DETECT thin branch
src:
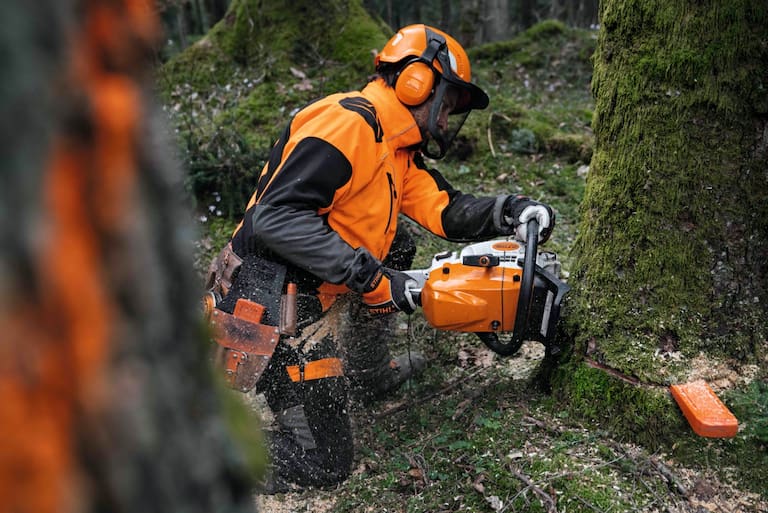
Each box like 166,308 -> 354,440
574,495 -> 607,513
509,467 -> 558,513
649,457 -> 689,498
606,442 -> 689,499
374,367 -> 488,419
487,111 -> 512,158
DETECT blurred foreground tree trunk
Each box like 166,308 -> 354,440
0,1 -> 262,512
554,0 -> 768,441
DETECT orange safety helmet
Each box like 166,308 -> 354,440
375,24 -> 489,158
375,24 -> 489,113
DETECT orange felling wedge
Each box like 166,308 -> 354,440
669,380 -> 738,438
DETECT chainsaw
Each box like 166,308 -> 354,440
405,219 -> 570,356
207,220 -> 569,391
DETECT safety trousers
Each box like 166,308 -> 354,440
255,314 -> 353,492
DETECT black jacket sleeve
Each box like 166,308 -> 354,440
244,135 -> 380,288
402,155 -> 514,242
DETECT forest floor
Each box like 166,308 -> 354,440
252,334 -> 767,512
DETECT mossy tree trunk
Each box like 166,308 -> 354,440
0,2 -> 261,512
554,0 -> 768,442
165,0 -> 389,92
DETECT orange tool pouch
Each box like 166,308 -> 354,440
208,298 -> 280,392
286,358 -> 344,383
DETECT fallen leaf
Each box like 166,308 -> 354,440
293,79 -> 313,91
486,495 -> 503,511
407,468 -> 423,480
473,474 -> 485,494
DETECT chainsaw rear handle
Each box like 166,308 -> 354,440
476,218 -> 538,356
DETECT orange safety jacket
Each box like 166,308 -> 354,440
231,78 -> 513,308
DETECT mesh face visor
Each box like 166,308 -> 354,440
421,37 -> 473,159
423,79 -> 470,159
384,26 -> 489,159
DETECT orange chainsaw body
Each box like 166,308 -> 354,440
413,239 -> 546,337
421,262 -> 522,333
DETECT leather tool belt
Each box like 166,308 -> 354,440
206,255 -> 294,392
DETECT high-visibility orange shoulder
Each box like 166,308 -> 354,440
229,79 -> 507,303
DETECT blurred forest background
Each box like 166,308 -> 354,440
156,0 -> 598,57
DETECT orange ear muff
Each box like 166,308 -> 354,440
395,61 -> 435,106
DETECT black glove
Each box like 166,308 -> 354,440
503,195 -> 555,244
361,266 -> 418,315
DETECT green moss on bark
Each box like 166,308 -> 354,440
552,363 -> 686,446
551,2 -> 768,487
565,0 -> 768,383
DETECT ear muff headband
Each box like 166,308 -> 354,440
393,30 -> 447,106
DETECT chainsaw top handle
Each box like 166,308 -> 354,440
477,218 -> 538,356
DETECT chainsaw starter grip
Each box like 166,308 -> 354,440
462,254 -> 500,267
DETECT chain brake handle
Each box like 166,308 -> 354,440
475,218 -> 538,356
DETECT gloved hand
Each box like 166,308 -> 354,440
361,266 -> 418,315
503,195 -> 555,244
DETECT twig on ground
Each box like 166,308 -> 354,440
374,367 -> 488,419
649,457 -> 689,498
574,495 -> 607,513
509,467 -> 558,513
606,442 -> 689,499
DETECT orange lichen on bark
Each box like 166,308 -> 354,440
0,2 -> 158,512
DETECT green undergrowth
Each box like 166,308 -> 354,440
326,330 -> 768,511
336,352 -> 670,512
325,329 -> 768,509
552,363 -> 687,447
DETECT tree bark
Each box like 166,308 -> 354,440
440,0 -> 453,34
555,0 -> 768,437
578,0 -> 598,28
205,0 -> 230,25
480,0 -> 510,42
458,0 -> 481,47
520,0 -> 536,30
0,2 -> 262,512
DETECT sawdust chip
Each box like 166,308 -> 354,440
686,353 -> 760,391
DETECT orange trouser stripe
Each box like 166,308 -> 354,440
286,358 -> 344,382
